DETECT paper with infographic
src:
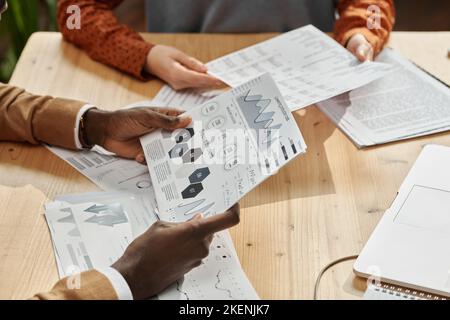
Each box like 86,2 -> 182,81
140,74 -> 306,221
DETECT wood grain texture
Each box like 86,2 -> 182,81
1,31 -> 449,299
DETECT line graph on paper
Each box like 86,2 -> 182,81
214,270 -> 238,299
237,90 -> 282,132
157,232 -> 259,300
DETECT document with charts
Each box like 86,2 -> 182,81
47,145 -> 155,196
44,192 -> 259,300
140,74 -> 306,221
206,25 -> 395,111
317,49 -> 450,147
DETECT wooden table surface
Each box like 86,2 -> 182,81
1,31 -> 449,299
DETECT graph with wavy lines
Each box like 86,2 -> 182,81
157,233 -> 259,300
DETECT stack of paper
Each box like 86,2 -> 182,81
45,192 -> 259,300
317,49 -> 450,148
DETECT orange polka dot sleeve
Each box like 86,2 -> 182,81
334,0 -> 395,56
57,0 -> 154,80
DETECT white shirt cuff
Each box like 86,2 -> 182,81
97,267 -> 133,300
74,104 -> 97,149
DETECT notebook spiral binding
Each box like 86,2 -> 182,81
372,283 -> 447,300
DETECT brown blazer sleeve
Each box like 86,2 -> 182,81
334,0 -> 395,55
31,270 -> 118,300
57,0 -> 154,80
0,83 -> 84,149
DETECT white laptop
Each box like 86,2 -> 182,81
354,144 -> 450,298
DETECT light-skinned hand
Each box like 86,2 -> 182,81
145,45 -> 224,90
346,33 -> 374,62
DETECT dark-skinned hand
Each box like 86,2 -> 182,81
111,203 -> 240,300
82,107 -> 192,163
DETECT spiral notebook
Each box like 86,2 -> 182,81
355,144 -> 450,300
364,283 -> 447,300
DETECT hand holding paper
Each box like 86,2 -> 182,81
346,33 -> 375,62
82,107 -> 192,163
140,74 -> 307,221
206,25 -> 395,110
45,194 -> 259,300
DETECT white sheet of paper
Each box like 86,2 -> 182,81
317,49 -> 450,148
45,193 -> 154,277
206,25 -> 395,111
46,144 -> 156,198
44,192 -> 259,300
363,284 -> 423,300
140,74 -> 306,221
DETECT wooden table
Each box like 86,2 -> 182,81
1,31 -> 449,299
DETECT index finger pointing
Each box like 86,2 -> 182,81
196,203 -> 240,236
